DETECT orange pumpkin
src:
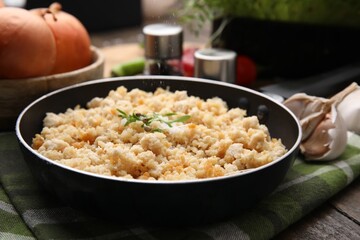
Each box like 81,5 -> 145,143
31,3 -> 92,74
0,2 -> 92,79
0,7 -> 57,78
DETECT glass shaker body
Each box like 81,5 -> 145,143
143,24 -> 183,76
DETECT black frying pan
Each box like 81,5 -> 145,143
16,76 -> 301,225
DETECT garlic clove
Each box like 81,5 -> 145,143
282,93 -> 310,118
284,93 -> 333,140
299,111 -> 326,141
301,104 -> 347,161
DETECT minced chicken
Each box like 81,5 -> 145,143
32,87 -> 287,181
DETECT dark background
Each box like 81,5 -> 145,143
25,0 -> 143,33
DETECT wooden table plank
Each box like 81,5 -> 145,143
331,177 -> 360,224
275,203 -> 360,240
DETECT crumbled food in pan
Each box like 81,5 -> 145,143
32,87 -> 287,180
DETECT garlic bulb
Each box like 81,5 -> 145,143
284,93 -> 347,161
333,82 -> 360,134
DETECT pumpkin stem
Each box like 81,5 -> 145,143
39,2 -> 62,21
49,2 -> 62,13
38,8 -> 56,21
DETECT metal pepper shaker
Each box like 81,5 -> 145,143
194,48 -> 237,83
143,23 -> 183,75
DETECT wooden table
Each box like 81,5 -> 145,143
99,44 -> 360,239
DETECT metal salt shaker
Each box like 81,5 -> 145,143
143,23 -> 183,75
194,48 -> 237,83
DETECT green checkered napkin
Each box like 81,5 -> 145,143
1,131 -> 360,240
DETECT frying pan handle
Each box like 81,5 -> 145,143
260,63 -> 360,99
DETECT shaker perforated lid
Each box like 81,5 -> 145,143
194,48 -> 237,83
143,23 -> 183,59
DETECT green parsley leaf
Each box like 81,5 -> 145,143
117,109 -> 191,132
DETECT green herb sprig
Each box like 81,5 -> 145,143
117,109 -> 191,132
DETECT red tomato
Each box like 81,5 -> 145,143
182,47 -> 197,77
236,55 -> 257,86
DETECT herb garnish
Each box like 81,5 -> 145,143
117,109 -> 191,132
